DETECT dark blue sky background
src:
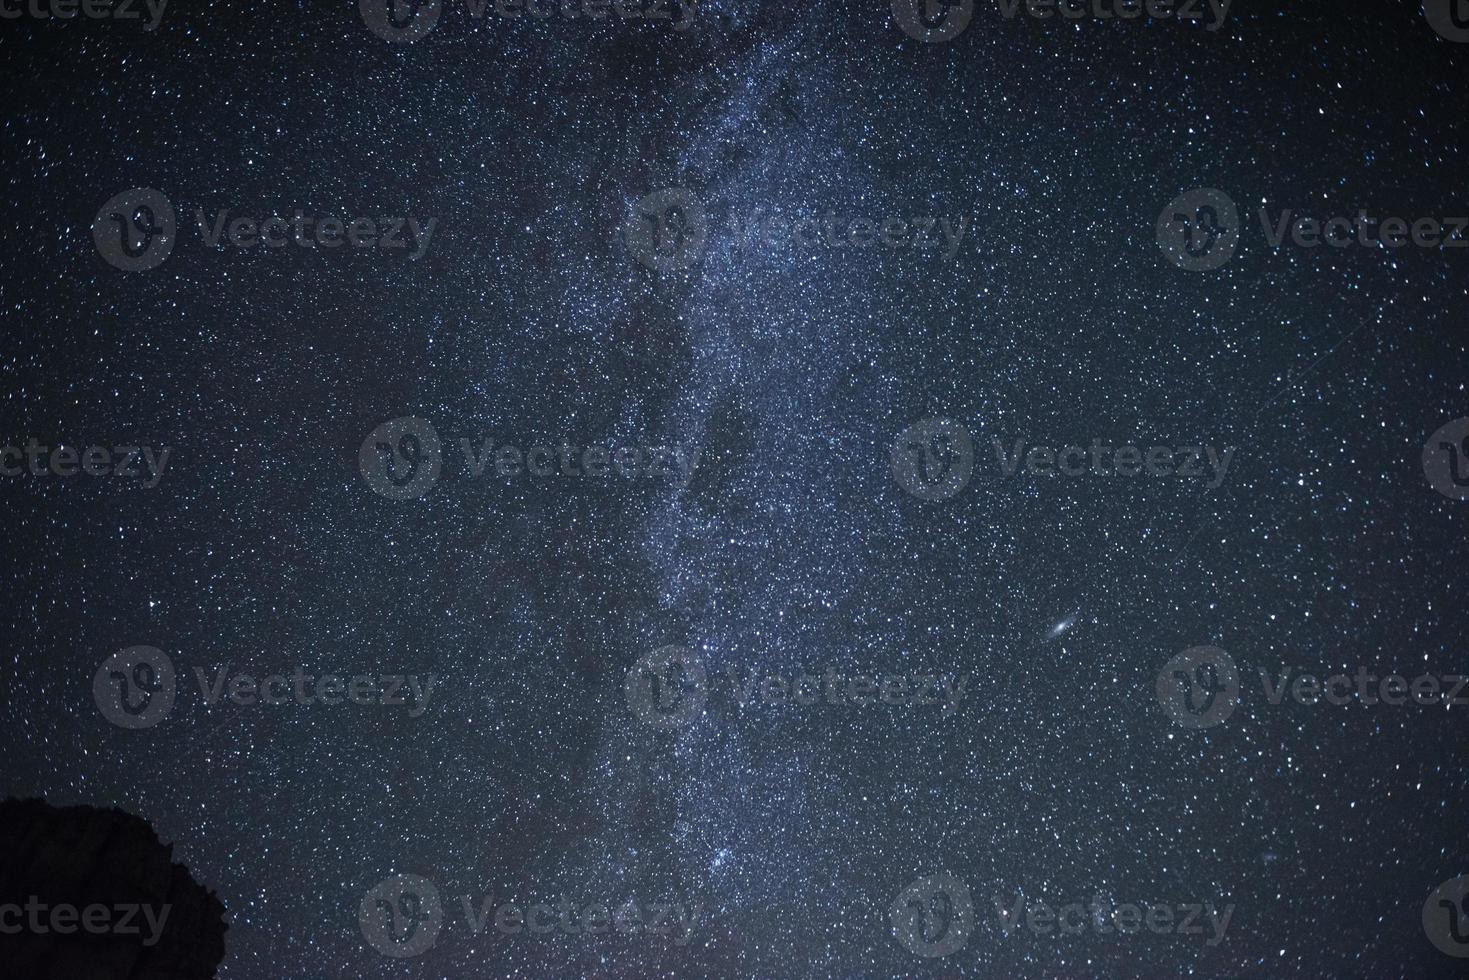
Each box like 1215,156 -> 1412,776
2,1 -> 1468,976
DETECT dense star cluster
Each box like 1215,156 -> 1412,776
2,0 -> 1467,977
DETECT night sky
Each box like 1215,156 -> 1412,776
3,0 -> 1469,977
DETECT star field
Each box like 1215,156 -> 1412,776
2,1 -> 1468,977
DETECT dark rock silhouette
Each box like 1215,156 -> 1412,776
0,798 -> 227,979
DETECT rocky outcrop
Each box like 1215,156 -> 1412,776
0,798 -> 227,979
